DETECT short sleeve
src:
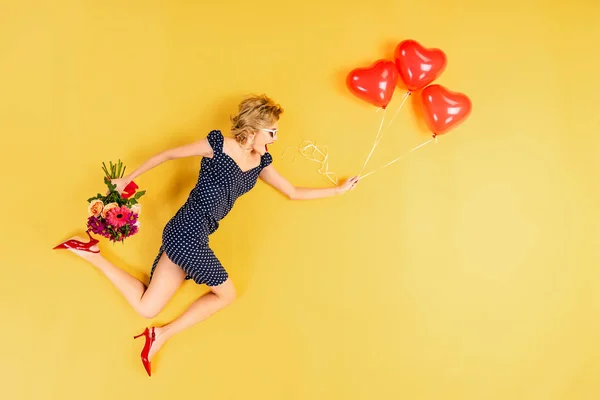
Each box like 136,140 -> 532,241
206,130 -> 223,153
260,152 -> 273,169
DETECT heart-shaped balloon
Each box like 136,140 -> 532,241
394,40 -> 447,92
421,84 -> 472,136
347,59 -> 398,109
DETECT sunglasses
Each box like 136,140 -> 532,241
261,128 -> 278,139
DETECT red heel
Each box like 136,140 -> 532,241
134,327 -> 155,377
53,230 -> 100,253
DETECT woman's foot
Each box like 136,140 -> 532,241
60,235 -> 101,261
53,230 -> 101,261
147,326 -> 168,361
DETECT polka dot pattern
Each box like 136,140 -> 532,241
149,130 -> 272,287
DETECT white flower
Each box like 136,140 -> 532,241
130,204 -> 141,216
88,199 -> 104,217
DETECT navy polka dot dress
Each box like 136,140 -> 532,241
149,130 -> 272,287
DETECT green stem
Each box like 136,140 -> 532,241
102,162 -> 110,178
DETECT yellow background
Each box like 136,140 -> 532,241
1,0 -> 599,399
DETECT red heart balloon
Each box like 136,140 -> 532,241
394,40 -> 447,92
421,84 -> 472,136
347,59 -> 398,109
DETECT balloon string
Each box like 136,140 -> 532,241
359,91 -> 411,177
381,91 -> 411,135
358,107 -> 387,177
358,137 -> 436,180
281,141 -> 339,186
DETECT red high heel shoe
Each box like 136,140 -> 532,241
53,230 -> 100,253
134,327 -> 155,377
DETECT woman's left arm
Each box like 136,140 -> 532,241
259,165 -> 359,200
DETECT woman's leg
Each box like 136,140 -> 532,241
147,278 -> 237,360
63,235 -> 186,318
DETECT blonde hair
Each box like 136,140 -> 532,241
230,94 -> 284,144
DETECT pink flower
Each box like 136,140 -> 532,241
106,206 -> 131,228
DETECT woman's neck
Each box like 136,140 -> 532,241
238,142 -> 254,157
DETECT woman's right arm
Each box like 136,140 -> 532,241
111,136 -> 214,192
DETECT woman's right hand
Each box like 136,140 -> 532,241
109,177 -> 131,195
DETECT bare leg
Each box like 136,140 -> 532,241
148,278 -> 236,360
63,235 -> 186,318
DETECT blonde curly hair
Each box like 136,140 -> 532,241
230,94 -> 284,144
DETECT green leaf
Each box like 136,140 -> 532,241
129,198 -> 138,205
134,190 -> 146,200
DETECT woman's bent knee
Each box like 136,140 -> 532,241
137,305 -> 161,319
223,288 -> 236,305
211,279 -> 236,305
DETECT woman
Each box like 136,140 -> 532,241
53,94 -> 359,376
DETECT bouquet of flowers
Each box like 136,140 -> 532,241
86,160 -> 146,243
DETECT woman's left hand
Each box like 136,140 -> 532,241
336,176 -> 359,195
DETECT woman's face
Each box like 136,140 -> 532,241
251,122 -> 278,155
